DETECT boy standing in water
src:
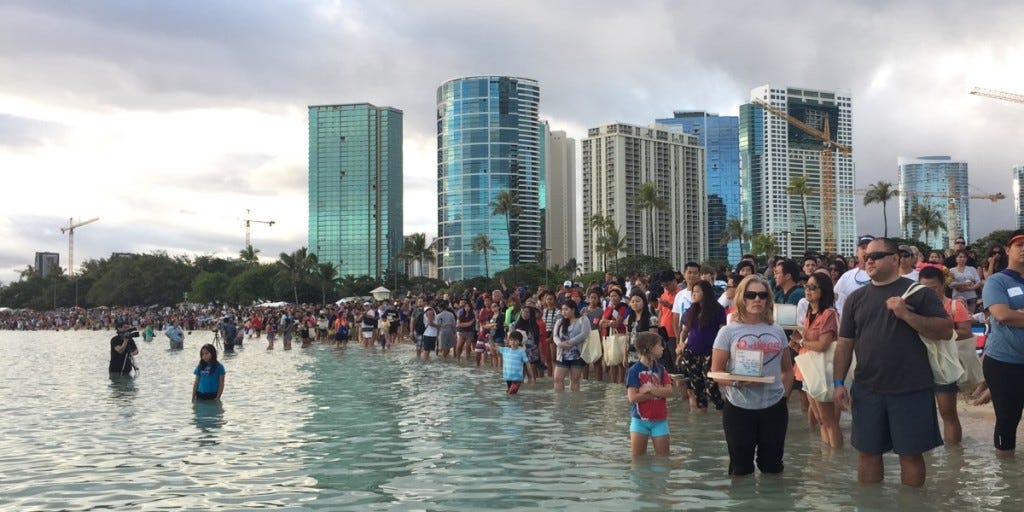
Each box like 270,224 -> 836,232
491,330 -> 535,394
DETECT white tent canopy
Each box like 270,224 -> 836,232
369,286 -> 391,301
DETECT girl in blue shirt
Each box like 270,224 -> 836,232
192,343 -> 226,402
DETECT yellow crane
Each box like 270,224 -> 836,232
971,87 -> 1024,104
59,217 -> 99,277
243,209 -> 275,251
752,98 -> 852,253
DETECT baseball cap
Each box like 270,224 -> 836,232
857,234 -> 875,246
1006,229 -> 1024,246
563,280 -> 573,287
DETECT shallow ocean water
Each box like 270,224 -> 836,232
1,330 -> 1021,511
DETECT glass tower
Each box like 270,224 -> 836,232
898,156 -> 969,249
308,103 -> 403,279
657,112 -> 741,264
436,76 -> 541,281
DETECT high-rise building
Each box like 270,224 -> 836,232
34,252 -> 59,278
436,76 -> 541,281
544,128 -> 577,268
581,123 -> 706,272
656,112 -> 740,264
1015,165 -> 1024,230
898,156 -> 969,249
739,85 -> 855,257
308,103 -> 403,279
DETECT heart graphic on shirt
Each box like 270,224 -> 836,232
735,333 -> 784,354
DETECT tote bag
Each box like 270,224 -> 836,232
949,299 -> 984,389
902,284 -> 964,386
581,330 -> 603,364
603,333 -> 628,366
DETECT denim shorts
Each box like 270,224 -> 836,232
630,417 -> 669,437
555,358 -> 586,369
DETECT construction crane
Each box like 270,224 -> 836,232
59,217 -> 99,277
243,209 -> 275,251
970,87 -> 1024,105
753,98 -> 852,253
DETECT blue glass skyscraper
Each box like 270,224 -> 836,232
657,112 -> 741,264
436,76 -> 541,281
308,103 -> 403,279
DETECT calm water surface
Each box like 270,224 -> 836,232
1,330 -> 1021,511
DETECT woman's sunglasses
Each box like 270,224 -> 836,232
743,291 -> 770,300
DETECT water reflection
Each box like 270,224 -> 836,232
192,400 -> 225,444
4,332 -> 1024,511
106,374 -> 136,401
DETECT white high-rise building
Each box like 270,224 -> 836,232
1015,165 -> 1024,230
740,85 -> 855,257
581,123 -> 705,272
544,128 -> 577,268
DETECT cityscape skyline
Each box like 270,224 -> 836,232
2,1 -> 1022,284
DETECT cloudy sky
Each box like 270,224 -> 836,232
1,0 -> 1022,284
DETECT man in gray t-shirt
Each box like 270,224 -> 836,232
833,238 -> 952,488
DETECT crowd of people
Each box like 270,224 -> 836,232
4,230 -> 1022,486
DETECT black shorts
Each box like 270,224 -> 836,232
422,335 -> 437,352
850,382 -> 942,455
195,392 -> 217,400
555,358 -> 586,369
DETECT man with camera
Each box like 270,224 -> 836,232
110,320 -> 140,375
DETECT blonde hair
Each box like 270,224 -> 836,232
730,274 -> 775,325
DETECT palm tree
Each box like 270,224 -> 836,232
863,181 -> 899,238
636,182 -> 668,257
751,233 -> 780,261
401,232 -> 435,277
277,247 -> 313,304
909,203 -> 947,247
721,218 -> 751,254
471,233 -> 496,278
311,261 -> 339,305
590,213 -> 612,271
239,245 -> 260,265
491,190 -> 522,281
786,175 -> 815,254
598,223 -> 629,273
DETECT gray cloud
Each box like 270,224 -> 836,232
1,0 -> 1022,282
0,114 -> 67,147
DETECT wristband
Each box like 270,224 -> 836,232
833,379 -> 845,387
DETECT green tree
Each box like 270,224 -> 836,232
400,232 -> 435,278
471,233 -> 496,278
751,233 -> 780,261
277,247 -> 314,304
239,245 -> 260,265
908,203 -> 947,247
491,189 -> 522,264
786,175 -> 815,253
862,180 -> 899,238
590,213 -> 613,271
611,255 -> 673,277
636,182 -> 668,257
597,223 -> 629,273
311,261 -> 340,306
722,217 -> 751,254
190,271 -> 232,303
227,264 -> 280,305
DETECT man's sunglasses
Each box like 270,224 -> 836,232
743,291 -> 770,300
864,251 -> 895,262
